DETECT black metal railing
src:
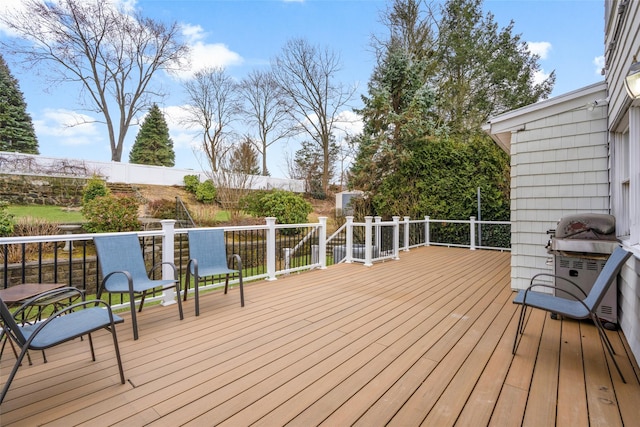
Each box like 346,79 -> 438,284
1,216 -> 511,309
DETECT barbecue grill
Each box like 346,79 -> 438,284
546,213 -> 619,326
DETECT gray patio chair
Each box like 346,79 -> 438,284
512,246 -> 632,382
0,287 -> 125,404
0,287 -> 85,364
184,229 -> 244,316
94,233 -> 183,340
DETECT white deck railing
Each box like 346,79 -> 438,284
0,216 -> 510,309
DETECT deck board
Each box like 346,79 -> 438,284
1,246 -> 639,426
556,319 -> 588,427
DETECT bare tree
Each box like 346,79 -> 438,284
0,0 -> 189,162
238,69 -> 291,176
182,67 -> 240,172
211,143 -> 256,223
272,38 -> 356,195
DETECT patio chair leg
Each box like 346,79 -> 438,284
88,333 -> 96,362
109,326 -> 125,385
0,347 -> 30,404
513,304 -> 527,355
175,282 -> 184,320
194,273 -> 200,317
138,291 -> 146,313
224,275 -> 229,294
184,270 -> 191,302
129,292 -> 139,341
593,316 -> 617,356
591,315 -> 626,383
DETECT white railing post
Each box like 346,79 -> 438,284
345,216 -> 354,263
266,217 -> 277,280
160,220 -> 177,306
470,216 -> 476,250
318,217 -> 327,269
393,216 -> 401,259
374,216 -> 382,256
424,216 -> 430,246
364,216 -> 373,267
403,216 -> 410,251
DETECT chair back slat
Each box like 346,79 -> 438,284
94,234 -> 150,287
187,229 -> 228,274
0,297 -> 27,345
584,247 -> 632,310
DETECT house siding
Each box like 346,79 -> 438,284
619,257 -> 640,360
510,98 -> 609,290
607,0 -> 640,130
606,0 -> 640,366
486,0 -> 640,369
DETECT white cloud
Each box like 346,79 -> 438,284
0,0 -> 138,37
526,42 -> 552,86
161,105 -> 201,150
527,41 -> 552,60
0,0 -> 27,37
335,110 -> 364,141
532,69 -> 551,86
173,24 -> 243,79
34,108 -> 102,146
111,0 -> 137,13
593,55 -> 605,75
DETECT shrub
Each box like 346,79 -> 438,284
239,190 -> 270,216
82,176 -> 110,205
242,190 -> 312,226
195,180 -> 217,204
0,201 -> 15,237
82,195 -> 141,233
0,217 -> 58,263
184,174 -> 200,193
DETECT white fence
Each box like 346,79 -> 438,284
0,151 -> 305,192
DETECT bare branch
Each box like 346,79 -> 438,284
238,69 -> 293,176
272,38 -> 356,195
181,67 -> 240,172
0,0 -> 189,161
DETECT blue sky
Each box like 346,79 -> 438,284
0,0 -> 606,178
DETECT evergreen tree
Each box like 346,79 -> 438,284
228,137 -> 261,175
0,54 -> 39,154
433,0 -> 554,135
350,0 -> 545,221
291,139 -> 338,198
129,104 -> 175,167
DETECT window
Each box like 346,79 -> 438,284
619,132 -> 630,237
614,106 -> 640,245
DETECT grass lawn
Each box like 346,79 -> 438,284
7,205 -> 85,223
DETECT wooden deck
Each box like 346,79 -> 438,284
1,246 -> 639,426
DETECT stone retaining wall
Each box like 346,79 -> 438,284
0,174 -> 87,206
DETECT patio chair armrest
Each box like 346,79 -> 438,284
101,270 -> 134,293
13,287 -> 85,319
186,258 -> 198,278
228,253 -> 243,271
529,273 -> 588,299
49,298 -> 115,318
149,261 -> 178,281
